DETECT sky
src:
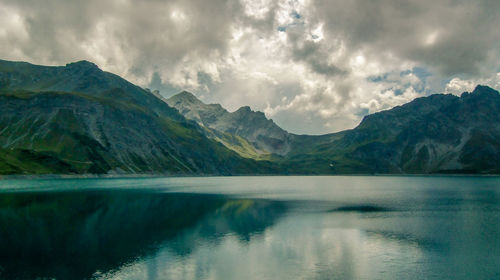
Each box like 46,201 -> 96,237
1,0 -> 500,134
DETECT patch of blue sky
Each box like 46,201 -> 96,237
400,66 -> 432,81
367,73 -> 390,83
277,21 -> 304,32
278,10 -> 304,32
291,10 -> 301,19
278,26 -> 287,32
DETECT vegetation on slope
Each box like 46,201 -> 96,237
0,60 -> 277,175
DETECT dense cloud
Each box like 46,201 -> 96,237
311,0 -> 500,76
1,0 -> 499,134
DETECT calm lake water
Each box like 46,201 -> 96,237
0,176 -> 498,280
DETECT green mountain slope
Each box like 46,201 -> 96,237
0,60 -> 274,175
0,60 -> 183,121
280,85 -> 500,174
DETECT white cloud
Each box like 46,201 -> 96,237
445,73 -> 500,95
0,0 -> 499,134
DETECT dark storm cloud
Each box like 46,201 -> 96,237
0,0 -> 499,133
310,0 -> 500,76
0,0 -> 245,85
288,33 -> 348,77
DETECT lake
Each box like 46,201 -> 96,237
0,176 -> 498,279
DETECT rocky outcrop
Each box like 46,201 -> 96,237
167,92 -> 292,155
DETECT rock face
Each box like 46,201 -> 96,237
282,85 -> 500,174
167,92 -> 292,155
0,60 -> 271,175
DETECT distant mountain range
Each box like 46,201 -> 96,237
0,59 -> 499,175
0,60 -> 273,175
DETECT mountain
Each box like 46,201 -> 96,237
167,91 -> 292,156
0,60 -> 184,121
0,60 -> 274,175
279,85 -> 500,174
166,92 -> 345,160
0,59 -> 498,175
168,86 -> 500,174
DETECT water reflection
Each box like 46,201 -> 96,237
0,176 -> 498,280
0,190 -> 287,279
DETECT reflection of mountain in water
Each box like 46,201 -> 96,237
0,190 -> 287,279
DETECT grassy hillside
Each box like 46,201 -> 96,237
0,89 -> 275,175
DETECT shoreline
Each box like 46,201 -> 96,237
1,173 -> 499,180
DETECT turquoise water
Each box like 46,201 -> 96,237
0,176 -> 498,279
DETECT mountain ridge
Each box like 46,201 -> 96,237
0,59 -> 499,175
0,59 -> 276,175
166,91 -> 292,156
285,84 -> 500,174
167,84 -> 500,174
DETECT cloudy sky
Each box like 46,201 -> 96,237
1,0 -> 500,134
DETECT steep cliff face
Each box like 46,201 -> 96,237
0,60 -> 272,175
167,92 -> 292,155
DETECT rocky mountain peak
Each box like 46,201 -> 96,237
65,60 -> 100,71
169,91 -> 204,105
471,84 -> 499,96
459,85 -> 499,104
233,106 -> 268,119
235,106 -> 252,113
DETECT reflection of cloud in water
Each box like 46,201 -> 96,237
103,212 -> 429,280
0,190 -> 287,279
0,178 -> 498,280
